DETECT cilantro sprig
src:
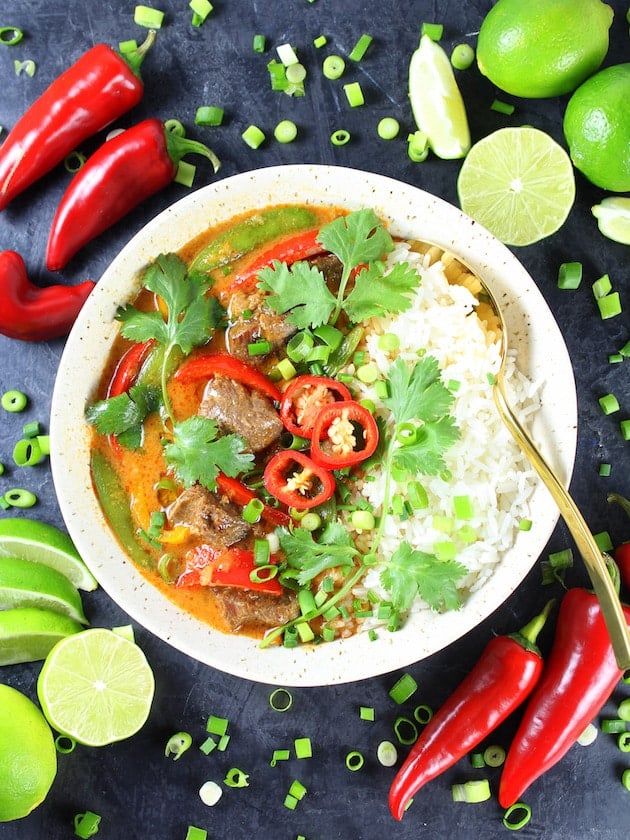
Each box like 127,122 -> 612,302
257,208 -> 420,328
85,384 -> 161,450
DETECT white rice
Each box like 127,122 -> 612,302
346,242 -> 541,617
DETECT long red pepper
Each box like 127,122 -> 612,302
0,32 -> 156,211
46,118 -> 221,270
0,250 -> 94,341
498,586 -> 630,808
388,601 -> 553,821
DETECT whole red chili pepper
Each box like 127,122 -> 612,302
389,601 -> 553,821
498,585 -> 630,809
0,32 -> 156,212
0,250 -> 95,341
46,118 -> 221,270
608,493 -> 630,592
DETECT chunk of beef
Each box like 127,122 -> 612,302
199,375 -> 282,452
309,253 -> 344,289
211,586 -> 299,631
167,484 -> 250,548
226,289 -> 297,363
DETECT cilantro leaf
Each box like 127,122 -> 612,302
257,260 -> 336,329
380,541 -> 467,613
317,208 -> 394,270
163,416 -> 253,491
343,261 -> 420,322
384,355 -> 455,424
84,384 -> 161,450
278,522 -> 359,585
392,417 -> 460,476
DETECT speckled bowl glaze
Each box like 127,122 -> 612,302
50,165 -> 577,685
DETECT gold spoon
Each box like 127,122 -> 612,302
418,241 -> 630,669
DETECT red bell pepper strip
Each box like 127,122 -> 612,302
107,339 -> 155,397
46,118 -> 221,270
263,449 -> 335,510
176,545 -> 283,594
216,473 -> 291,528
224,228 -> 326,294
279,375 -> 352,440
310,400 -> 379,468
498,586 -> 630,809
0,250 -> 95,341
0,32 -> 156,212
173,352 -> 282,403
388,601 -> 553,820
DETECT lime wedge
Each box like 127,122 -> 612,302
408,34 -> 471,159
457,127 -> 576,246
0,607 -> 83,665
37,628 -> 155,747
0,518 -> 97,591
0,556 -> 88,624
592,197 -> 630,245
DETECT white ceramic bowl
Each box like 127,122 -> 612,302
50,165 -> 577,685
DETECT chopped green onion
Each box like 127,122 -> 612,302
275,358 -> 297,380
54,735 -> 76,754
322,55 -> 345,80
270,748 -> 291,766
356,363 -> 378,383
312,324 -> 343,349
452,779 -> 491,803
224,767 -> 249,788
4,488 -> 36,508
0,496 -> 10,511
174,160 -> 196,188
269,688 -> 293,712
217,734 -> 230,751
557,261 -> 582,290
253,539 -> 271,566
206,715 -> 229,736
377,332 -> 400,351
21,420 -> 41,439
242,125 -> 266,149
434,540 -> 456,562
457,524 -> 477,544
2,390 -> 27,412
118,39 -> 139,54
0,27 -> 23,46
483,744 -> 506,767
577,722 -> 598,746
252,34 -> 266,52
396,423 -> 417,445
288,779 -> 307,799
248,339 -> 273,356
165,731 -> 193,760
617,698 -> 630,721
185,828 -> 207,840
277,43 -> 299,66
330,129 -> 351,146
250,564 -> 278,584
294,737 -> 312,758
13,438 -> 44,467
620,339 -> 630,357
518,518 -> 533,531
421,22 -> 443,40
134,6 -> 165,28
300,512 -> 321,531
621,419 -> 630,441
413,704 -> 433,725
349,34 -> 373,61
190,0 -> 213,26
313,35 -> 327,48
450,43 -> 475,70
351,510 -> 375,531
377,740 -> 398,767
597,292 -> 622,320
593,273 -> 612,299
359,706 -> 375,721
490,98 -> 515,115
198,780 -> 222,806
618,732 -> 630,752
345,750 -> 365,771
195,105 -> 224,126
284,794 -> 299,810
601,718 -> 626,734
407,482 -> 429,510
407,130 -> 429,162
622,769 -> 630,791
343,81 -> 365,107
242,497 -> 264,523
199,736 -> 217,754
14,59 -> 36,77
609,353 -> 623,364
73,811 -> 101,838
502,803 -> 532,830
274,119 -> 298,143
376,117 -> 400,140
393,716 -> 418,745
594,531 -> 613,552
599,463 -> 612,477
286,63 -> 306,84
470,751 -> 485,768
64,151 -> 86,173
453,495 -> 474,520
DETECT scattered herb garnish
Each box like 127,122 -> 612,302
85,384 -> 161,449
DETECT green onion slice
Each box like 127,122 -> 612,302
165,731 -> 193,760
345,750 -> 365,771
377,740 -> 398,767
269,687 -> 293,712
74,811 -> 101,839
393,716 -> 418,745
134,5 -> 165,28
451,779 -> 491,803
1,389 -> 27,412
502,802 -> 532,830
322,55 -> 345,80
389,672 -> 418,704
0,27 -> 23,45
4,488 -> 37,508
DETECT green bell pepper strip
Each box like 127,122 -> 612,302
189,206 -> 318,274
90,449 -> 154,569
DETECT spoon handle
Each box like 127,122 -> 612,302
494,381 -> 630,670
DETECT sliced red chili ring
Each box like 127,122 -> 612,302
173,351 -> 281,402
279,375 -> 352,440
263,449 -> 335,510
310,400 -> 379,468
176,545 -> 283,594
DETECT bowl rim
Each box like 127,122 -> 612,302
50,164 -> 577,686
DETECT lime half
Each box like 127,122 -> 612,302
38,628 -> 155,747
592,197 -> 630,245
409,34 -> 471,159
0,518 -> 97,591
457,127 -> 576,246
0,607 -> 83,665
0,556 -> 88,624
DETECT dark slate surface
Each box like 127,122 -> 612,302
1,1 -> 629,838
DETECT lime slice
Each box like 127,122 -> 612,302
37,628 -> 155,747
408,34 -> 471,159
457,127 -> 576,246
0,518 -> 97,591
0,556 -> 88,624
0,607 -> 83,665
592,197 -> 630,245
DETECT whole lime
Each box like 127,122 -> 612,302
563,64 -> 630,192
0,684 -> 57,821
476,0 -> 613,98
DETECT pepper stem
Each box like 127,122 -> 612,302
164,125 -> 221,174
121,29 -> 157,77
512,599 -> 555,652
